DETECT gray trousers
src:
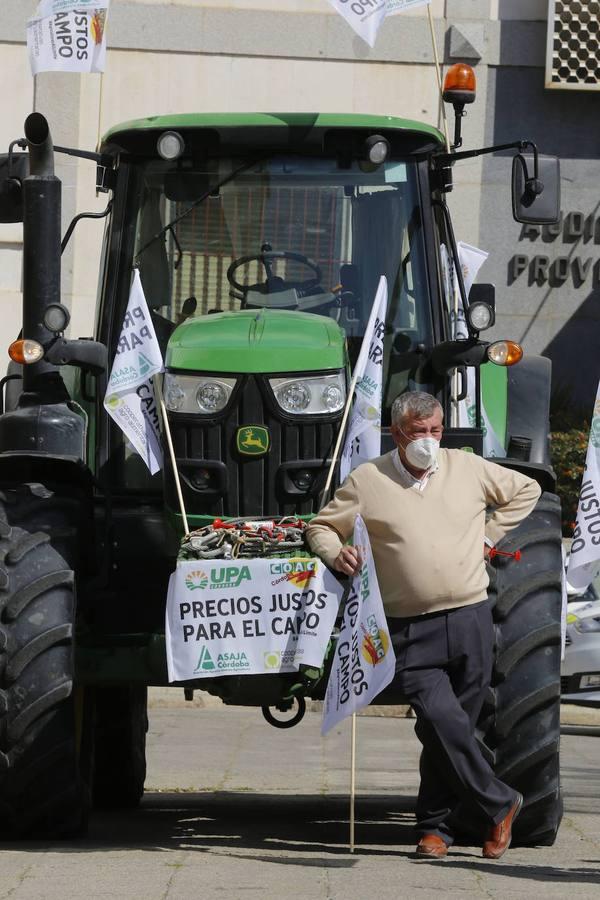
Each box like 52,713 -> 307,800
389,598 -> 517,845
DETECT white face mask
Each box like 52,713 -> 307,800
403,435 -> 440,470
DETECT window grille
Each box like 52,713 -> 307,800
545,0 -> 600,90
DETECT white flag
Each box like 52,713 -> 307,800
452,241 -> 506,459
566,380 -> 600,590
328,0 -> 387,48
104,270 -> 164,474
340,276 -> 387,482
328,0 -> 430,48
386,0 -> 431,13
322,515 -> 395,734
27,1 -> 110,76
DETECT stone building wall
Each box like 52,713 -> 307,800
0,0 -> 597,407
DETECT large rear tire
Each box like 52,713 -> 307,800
0,485 -> 90,838
93,686 -> 148,809
483,491 -> 563,846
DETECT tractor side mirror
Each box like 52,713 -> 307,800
512,153 -> 560,225
0,153 -> 29,223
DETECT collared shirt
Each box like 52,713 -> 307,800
391,449 -> 439,492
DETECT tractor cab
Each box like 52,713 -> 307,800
98,115 -> 443,521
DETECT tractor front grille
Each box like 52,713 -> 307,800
165,374 -> 339,518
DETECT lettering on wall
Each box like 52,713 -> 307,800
509,211 -> 600,288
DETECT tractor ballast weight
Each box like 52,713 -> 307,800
0,102 -> 563,846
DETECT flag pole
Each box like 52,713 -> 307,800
426,6 -> 451,153
426,5 -> 458,419
96,73 -> 105,152
154,373 -> 190,536
349,712 -> 357,853
320,278 -> 386,507
320,362 -> 366,507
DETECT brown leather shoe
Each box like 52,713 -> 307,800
416,834 -> 448,858
482,793 -> 523,859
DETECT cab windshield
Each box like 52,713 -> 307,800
132,155 -> 433,410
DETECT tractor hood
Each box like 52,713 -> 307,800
165,309 -> 345,374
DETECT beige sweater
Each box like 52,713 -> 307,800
306,449 -> 541,617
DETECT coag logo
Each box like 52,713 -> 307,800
269,558 -> 317,586
236,425 -> 270,457
194,646 -> 215,671
185,569 -> 209,591
264,650 -> 281,670
361,614 -> 390,667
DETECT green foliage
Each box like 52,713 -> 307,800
550,429 -> 589,536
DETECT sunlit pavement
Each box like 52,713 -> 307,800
1,703 -> 599,899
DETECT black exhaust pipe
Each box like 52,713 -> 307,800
24,112 -> 55,177
21,113 -> 66,400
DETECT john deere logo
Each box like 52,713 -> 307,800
237,425 -> 270,456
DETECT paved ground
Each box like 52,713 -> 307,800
1,698 -> 600,899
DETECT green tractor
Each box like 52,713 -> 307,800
0,85 -> 563,843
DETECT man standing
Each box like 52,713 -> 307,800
306,391 -> 541,859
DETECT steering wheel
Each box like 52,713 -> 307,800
227,246 -> 322,297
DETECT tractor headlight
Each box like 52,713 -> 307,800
467,301 -> 494,331
270,373 -> 346,416
163,373 -> 236,414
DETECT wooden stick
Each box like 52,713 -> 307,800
96,73 -> 105,152
427,5 -> 451,153
154,373 -> 190,536
350,712 -> 357,853
320,279 -> 386,507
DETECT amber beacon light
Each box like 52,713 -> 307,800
442,63 -> 476,149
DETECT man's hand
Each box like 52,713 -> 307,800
484,544 -> 492,560
333,546 -> 363,577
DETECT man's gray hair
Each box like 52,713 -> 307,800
391,392 -> 443,427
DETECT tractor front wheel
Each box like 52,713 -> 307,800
0,485 -> 90,838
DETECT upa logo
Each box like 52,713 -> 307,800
185,569 -> 209,591
209,566 -> 252,589
194,646 -> 215,671
361,614 -> 390,667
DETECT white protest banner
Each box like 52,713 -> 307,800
322,515 -> 395,734
328,0 -> 388,48
27,0 -> 110,76
452,241 -> 506,458
165,557 -> 343,682
567,380 -> 600,590
104,270 -> 164,474
340,276 -> 387,481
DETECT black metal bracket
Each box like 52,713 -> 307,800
61,200 -> 112,254
434,139 -> 540,186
